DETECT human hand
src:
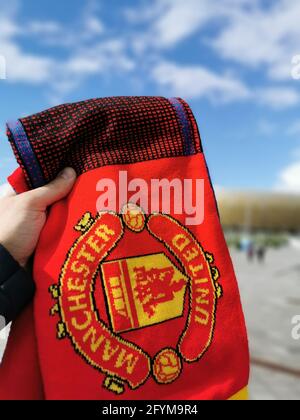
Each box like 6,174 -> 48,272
0,168 -> 76,267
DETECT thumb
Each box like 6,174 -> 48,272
26,167 -> 77,209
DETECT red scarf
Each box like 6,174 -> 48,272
0,97 -> 249,400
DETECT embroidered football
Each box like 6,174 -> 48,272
122,202 -> 146,232
153,348 -> 182,384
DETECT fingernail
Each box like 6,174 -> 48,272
59,167 -> 76,180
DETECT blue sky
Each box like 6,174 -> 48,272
1,0 -> 300,192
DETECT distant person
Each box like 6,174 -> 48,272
247,243 -> 255,262
257,245 -> 266,263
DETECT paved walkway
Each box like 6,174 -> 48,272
231,246 -> 300,400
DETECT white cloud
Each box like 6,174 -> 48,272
152,61 -> 250,102
0,7 -> 55,84
0,1 -> 133,100
25,21 -> 62,36
29,17 -> 104,47
48,39 -> 135,104
0,16 -> 19,38
126,0 -> 256,49
126,0 -> 300,92
151,61 -> 300,109
66,40 -> 134,75
211,0 -> 300,81
84,17 -> 104,37
150,0 -> 213,48
2,41 -> 54,84
276,161 -> 300,193
256,87 -> 300,109
1,0 -> 300,110
125,0 -> 300,109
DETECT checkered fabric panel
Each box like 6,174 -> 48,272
7,96 -> 202,187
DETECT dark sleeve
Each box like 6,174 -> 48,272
0,244 -> 35,330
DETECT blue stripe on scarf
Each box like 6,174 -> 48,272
7,120 -> 45,188
168,98 -> 195,156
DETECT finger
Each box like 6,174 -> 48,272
25,167 -> 77,209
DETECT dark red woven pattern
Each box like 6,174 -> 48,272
178,98 -> 202,152
19,96 -> 202,183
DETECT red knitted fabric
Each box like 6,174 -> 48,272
7,97 -> 202,188
1,96 -> 249,400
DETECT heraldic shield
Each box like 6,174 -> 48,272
49,202 -> 223,395
101,253 -> 188,333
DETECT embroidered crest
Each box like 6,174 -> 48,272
102,253 -> 188,333
49,204 -> 222,394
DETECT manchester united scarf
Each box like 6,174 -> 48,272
0,96 -> 249,400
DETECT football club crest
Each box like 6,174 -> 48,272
49,203 -> 222,395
